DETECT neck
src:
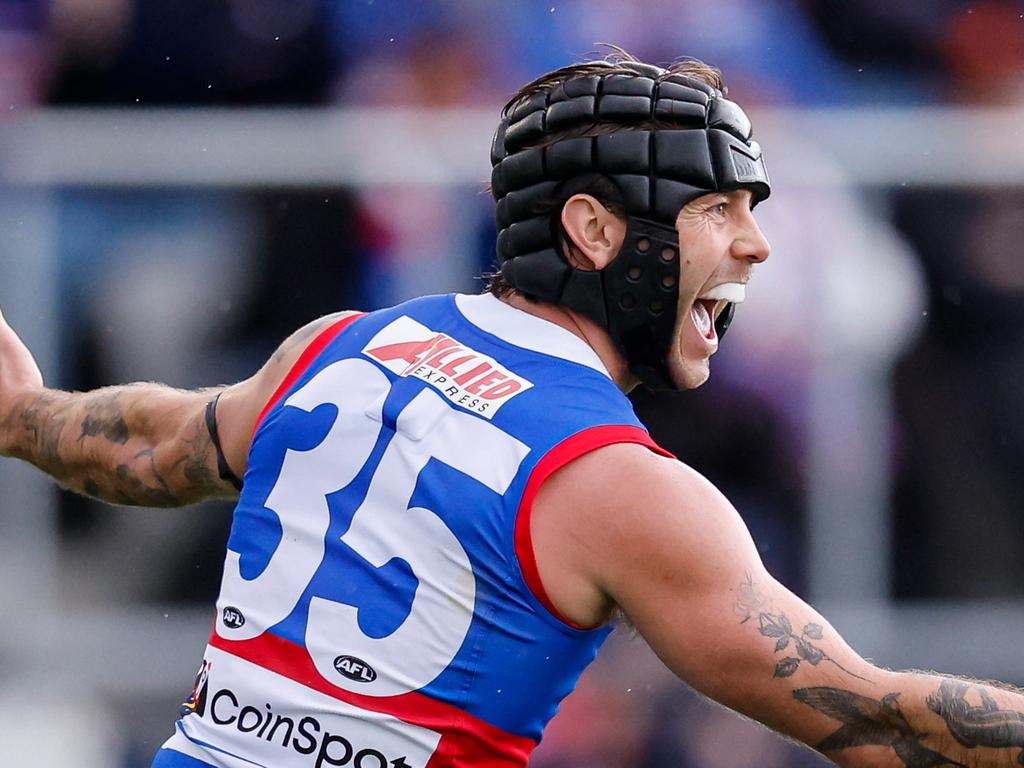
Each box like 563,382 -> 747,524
498,292 -> 640,392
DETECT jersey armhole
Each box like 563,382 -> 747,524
251,313 -> 366,439
513,424 -> 675,631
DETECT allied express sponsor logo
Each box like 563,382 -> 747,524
207,688 -> 414,767
362,317 -> 532,419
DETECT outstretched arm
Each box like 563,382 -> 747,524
1,383 -> 232,506
532,444 -> 1024,768
0,306 -> 358,507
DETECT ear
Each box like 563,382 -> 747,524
560,194 -> 627,270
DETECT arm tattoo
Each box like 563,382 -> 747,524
179,411 -> 218,489
14,391 -> 71,480
113,449 -> 179,507
74,390 -> 181,505
734,570 -> 772,621
735,573 -> 870,682
794,687 -> 966,767
8,385 -> 229,506
927,679 -> 1024,760
78,391 -> 129,444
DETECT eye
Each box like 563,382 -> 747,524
708,200 -> 728,216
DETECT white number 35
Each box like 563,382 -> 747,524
216,358 -> 529,697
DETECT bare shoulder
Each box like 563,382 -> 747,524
531,440 -> 761,626
214,310 -> 363,474
240,309 -> 361,408
268,310 -> 363,371
537,440 -> 727,535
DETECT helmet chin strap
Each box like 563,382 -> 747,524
611,217 -> 680,390
626,305 -> 738,392
532,215 -> 681,390
601,218 -> 739,392
504,213 -> 739,392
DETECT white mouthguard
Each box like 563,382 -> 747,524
699,283 -> 746,303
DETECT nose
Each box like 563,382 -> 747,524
731,211 -> 770,264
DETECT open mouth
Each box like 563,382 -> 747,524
690,283 -> 746,344
691,299 -> 719,342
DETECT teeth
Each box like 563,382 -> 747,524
699,283 -> 746,303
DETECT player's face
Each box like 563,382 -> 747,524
666,189 -> 770,389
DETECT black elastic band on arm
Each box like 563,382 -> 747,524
205,392 -> 243,491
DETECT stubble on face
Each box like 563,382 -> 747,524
667,311 -> 712,390
666,220 -> 719,390
665,190 -> 764,390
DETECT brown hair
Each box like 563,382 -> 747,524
502,46 -> 725,119
485,47 -> 726,298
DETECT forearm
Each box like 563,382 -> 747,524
670,570 -> 1024,768
730,576 -> 1024,767
1,383 -> 233,506
796,668 -> 1024,768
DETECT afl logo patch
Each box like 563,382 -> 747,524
334,655 -> 377,683
221,606 -> 245,629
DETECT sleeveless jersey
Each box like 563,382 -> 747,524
154,293 -> 669,768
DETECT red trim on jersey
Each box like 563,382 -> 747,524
208,631 -> 536,767
252,313 -> 366,438
514,425 -> 675,630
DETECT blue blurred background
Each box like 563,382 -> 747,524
2,1 -> 1024,765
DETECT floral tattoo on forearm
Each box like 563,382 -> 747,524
734,573 -> 870,682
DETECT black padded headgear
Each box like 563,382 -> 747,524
490,59 -> 770,389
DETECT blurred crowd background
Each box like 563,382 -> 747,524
2,1 -> 1024,766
